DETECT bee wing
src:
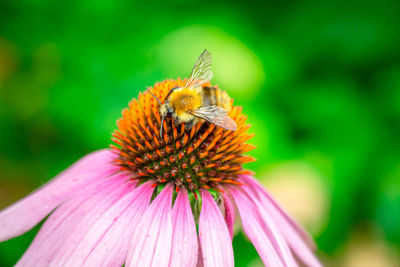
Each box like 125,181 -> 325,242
184,49 -> 213,88
190,106 -> 237,131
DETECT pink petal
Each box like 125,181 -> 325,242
241,175 -> 316,249
0,149 -> 117,242
47,178 -> 135,266
198,190 -> 234,267
240,186 -> 298,266
126,185 -> 173,267
230,187 -> 284,267
61,182 -> 153,266
169,188 -> 198,267
16,174 -> 130,266
240,176 -> 322,267
223,192 -> 235,240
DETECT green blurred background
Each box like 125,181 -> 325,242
1,0 -> 400,266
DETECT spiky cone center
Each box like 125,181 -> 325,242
111,79 -> 256,193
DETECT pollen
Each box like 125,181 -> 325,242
111,79 -> 256,192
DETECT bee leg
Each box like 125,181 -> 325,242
170,113 -> 179,126
185,119 -> 196,130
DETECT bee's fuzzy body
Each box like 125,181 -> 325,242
152,49 -> 237,135
168,87 -> 202,123
161,85 -> 232,127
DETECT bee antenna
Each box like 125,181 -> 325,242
146,87 -> 162,105
159,115 -> 165,137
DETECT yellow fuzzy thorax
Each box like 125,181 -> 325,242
168,87 -> 202,116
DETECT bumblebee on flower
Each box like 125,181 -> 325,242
147,49 -> 236,135
114,50 -> 249,193
0,50 -> 321,267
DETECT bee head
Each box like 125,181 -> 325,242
159,103 -> 172,117
158,102 -> 174,137
146,87 -> 171,137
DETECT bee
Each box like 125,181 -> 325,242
146,49 -> 237,136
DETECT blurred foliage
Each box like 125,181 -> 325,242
1,0 -> 400,266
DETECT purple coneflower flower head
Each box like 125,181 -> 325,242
0,79 -> 321,266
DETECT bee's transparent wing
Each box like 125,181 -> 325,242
184,49 -> 213,88
190,106 -> 237,131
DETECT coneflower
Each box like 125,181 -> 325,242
0,79 -> 321,267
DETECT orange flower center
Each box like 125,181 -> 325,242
111,79 -> 255,192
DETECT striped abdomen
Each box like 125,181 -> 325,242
201,86 -> 231,112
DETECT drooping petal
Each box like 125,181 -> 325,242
241,175 -> 316,249
16,174 -> 130,267
239,185 -> 298,267
61,182 -> 153,267
230,187 -> 285,267
198,190 -> 234,267
126,185 -> 173,267
223,192 -> 235,240
240,175 -> 322,267
47,178 -> 135,266
0,149 -> 117,242
169,188 -> 198,267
